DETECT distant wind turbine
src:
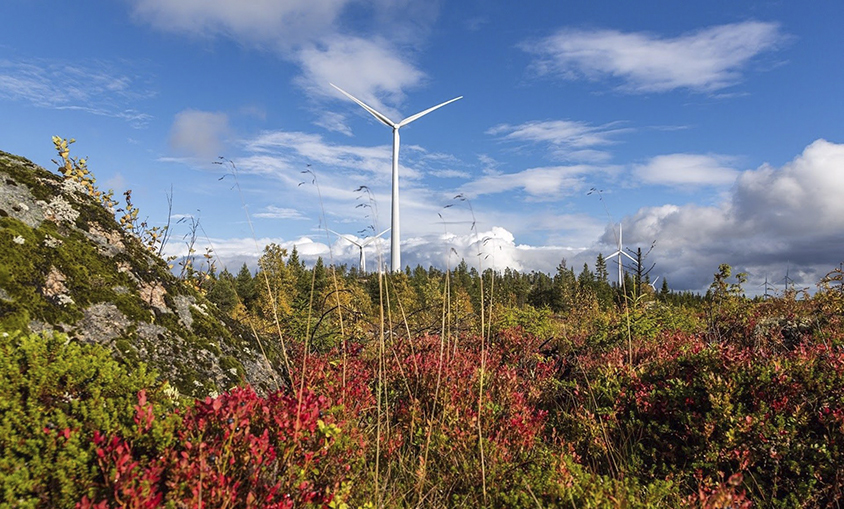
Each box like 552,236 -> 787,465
328,228 -> 390,274
759,275 -> 774,299
605,223 -> 638,286
648,276 -> 660,291
777,265 -> 795,294
330,83 -> 462,272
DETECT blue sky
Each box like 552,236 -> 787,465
3,0 -> 844,294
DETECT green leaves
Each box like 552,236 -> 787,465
0,329 -> 164,508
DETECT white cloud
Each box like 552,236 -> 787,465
169,110 -> 230,159
591,139 -> 844,293
130,0 -> 431,119
489,119 -> 628,162
314,110 -> 353,136
254,205 -> 309,220
131,0 -> 349,48
391,226 -> 581,273
0,58 -> 153,126
634,153 -> 739,187
164,234 -> 334,272
522,21 -> 785,93
732,139 -> 844,234
429,169 -> 470,179
459,165 -> 613,200
243,130 -> 409,182
299,36 -> 426,119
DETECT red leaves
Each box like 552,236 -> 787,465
81,385 -> 362,508
378,330 -> 555,488
133,390 -> 155,431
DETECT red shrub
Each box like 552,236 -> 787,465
80,385 -> 365,508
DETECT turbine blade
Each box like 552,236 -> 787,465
330,83 -> 396,128
327,229 -> 363,247
398,96 -> 462,127
360,227 -> 391,246
621,251 -> 638,263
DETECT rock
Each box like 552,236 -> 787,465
0,150 -> 285,397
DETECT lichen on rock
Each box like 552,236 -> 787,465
0,150 -> 285,397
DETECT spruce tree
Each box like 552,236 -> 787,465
235,263 -> 257,307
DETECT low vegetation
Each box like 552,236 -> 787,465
1,141 -> 843,507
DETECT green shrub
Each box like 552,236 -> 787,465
0,329 -> 170,508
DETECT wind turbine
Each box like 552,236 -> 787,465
330,83 -> 462,272
759,275 -> 774,299
605,223 -> 638,286
777,266 -> 795,295
328,228 -> 390,274
648,276 -> 660,291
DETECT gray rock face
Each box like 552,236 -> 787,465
0,150 -> 285,397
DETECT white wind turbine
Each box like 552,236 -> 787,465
328,228 -> 390,274
605,223 -> 639,286
648,276 -> 660,291
330,83 -> 462,272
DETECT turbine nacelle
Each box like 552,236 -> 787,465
330,84 -> 463,130
605,223 -> 639,285
330,83 -> 462,272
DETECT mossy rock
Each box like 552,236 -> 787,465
0,150 -> 285,397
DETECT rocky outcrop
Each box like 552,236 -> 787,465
0,150 -> 284,397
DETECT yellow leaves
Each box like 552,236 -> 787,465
318,418 -> 342,440
51,136 -> 166,256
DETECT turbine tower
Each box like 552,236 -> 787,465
331,83 -> 462,272
328,228 -> 390,273
606,223 -> 638,286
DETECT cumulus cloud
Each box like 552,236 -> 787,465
589,139 -> 844,293
296,36 -> 426,118
169,109 -> 230,159
522,21 -> 785,93
129,0 -> 433,119
634,153 -> 739,187
197,227 -> 576,275
732,139 -> 844,235
163,234 -> 334,272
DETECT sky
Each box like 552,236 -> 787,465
2,0 -> 844,295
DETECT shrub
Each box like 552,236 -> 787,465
555,329 -> 844,507
0,329 -> 169,508
81,385 -> 365,509
375,329 -> 556,506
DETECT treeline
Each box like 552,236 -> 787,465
201,243 -> 704,349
